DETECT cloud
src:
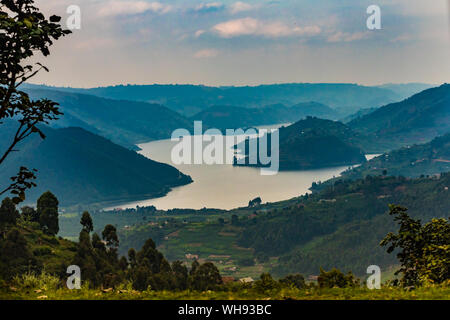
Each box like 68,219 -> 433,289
195,30 -> 206,37
230,2 -> 254,14
97,1 -> 172,17
195,2 -> 225,13
194,49 -> 220,58
326,31 -> 367,43
212,17 -> 321,38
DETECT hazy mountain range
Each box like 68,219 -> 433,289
1,82 -> 445,206
23,82 -> 423,117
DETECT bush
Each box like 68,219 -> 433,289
13,272 -> 61,291
279,274 -> 306,289
253,273 -> 280,293
33,246 -> 53,256
317,268 -> 359,288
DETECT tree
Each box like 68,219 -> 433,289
0,227 -> 37,279
80,211 -> 93,233
380,205 -> 450,286
279,274 -> 306,289
37,191 -> 59,235
189,262 -> 222,291
317,268 -> 359,288
0,0 -> 70,203
0,197 -> 19,232
248,197 -> 262,207
254,273 -> 279,293
102,224 -> 119,250
21,205 -> 38,222
172,260 -> 188,290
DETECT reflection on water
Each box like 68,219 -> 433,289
108,124 -> 368,210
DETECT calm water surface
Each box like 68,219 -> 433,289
109,125 -> 376,210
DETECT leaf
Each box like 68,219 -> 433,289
23,19 -> 32,28
49,15 -> 61,23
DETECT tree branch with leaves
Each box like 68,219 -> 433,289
0,0 -> 70,203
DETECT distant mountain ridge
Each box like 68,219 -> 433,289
0,122 -> 192,207
190,102 -> 339,130
25,88 -> 194,149
23,83 -> 403,117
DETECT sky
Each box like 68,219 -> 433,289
29,0 -> 450,88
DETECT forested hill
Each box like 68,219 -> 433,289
350,84 -> 450,147
236,117 -> 367,170
23,83 -> 401,116
190,102 -> 339,130
25,89 -> 194,149
339,133 -> 450,180
0,122 -> 192,207
238,173 -> 450,276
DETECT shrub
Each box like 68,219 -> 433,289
253,273 -> 280,293
279,274 -> 306,289
317,268 -> 359,288
13,272 -> 61,291
33,246 -> 53,256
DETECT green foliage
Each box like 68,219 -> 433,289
189,262 -> 222,291
380,205 -> 450,287
240,174 -> 450,276
80,211 -> 93,233
13,271 -> 60,291
0,0 -> 70,202
102,224 -> 119,250
37,191 -> 59,235
21,205 -> 38,222
0,197 -> 19,231
317,268 -> 359,288
237,117 -> 367,170
0,228 -> 37,279
279,274 -> 306,289
253,273 -> 280,293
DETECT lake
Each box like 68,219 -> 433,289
108,125 -> 376,210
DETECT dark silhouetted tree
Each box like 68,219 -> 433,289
37,191 -> 59,235
189,262 -> 222,291
21,205 -> 38,222
80,211 -> 93,233
0,0 -> 70,202
0,197 -> 19,232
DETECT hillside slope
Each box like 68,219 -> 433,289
236,117 -> 367,170
350,84 -> 450,147
0,123 -> 192,206
340,133 -> 450,180
26,89 -> 194,149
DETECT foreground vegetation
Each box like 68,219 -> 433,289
2,278 -> 449,300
